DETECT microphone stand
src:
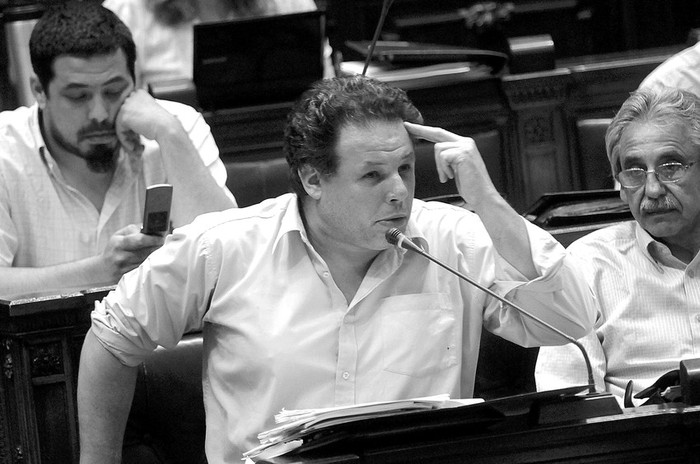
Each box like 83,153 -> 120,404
386,228 -> 622,423
362,0 -> 395,76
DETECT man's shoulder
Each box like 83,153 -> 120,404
180,194 -> 296,239
411,198 -> 473,219
569,220 -> 637,250
0,105 -> 34,130
409,198 -> 489,250
0,105 -> 38,154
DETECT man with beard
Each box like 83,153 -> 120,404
0,2 -> 236,296
536,86 -> 700,405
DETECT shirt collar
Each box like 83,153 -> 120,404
404,213 -> 430,254
273,194 -> 310,252
635,222 -> 686,271
271,194 -> 430,256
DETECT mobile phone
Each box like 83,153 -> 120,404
141,184 -> 173,236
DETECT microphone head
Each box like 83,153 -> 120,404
385,227 -> 402,246
385,227 -> 424,253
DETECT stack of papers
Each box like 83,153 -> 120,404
243,394 -> 483,462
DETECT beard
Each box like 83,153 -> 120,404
49,122 -> 120,173
82,142 -> 119,173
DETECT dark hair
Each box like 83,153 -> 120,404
606,86 -> 700,177
284,75 -> 424,198
29,1 -> 137,93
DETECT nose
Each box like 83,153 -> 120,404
643,170 -> 665,198
88,96 -> 109,123
387,172 -> 409,203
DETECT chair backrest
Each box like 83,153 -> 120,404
123,332 -> 206,464
225,157 -> 291,207
576,118 -> 614,190
223,128 -> 502,207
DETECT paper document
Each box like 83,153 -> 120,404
244,394 -> 483,461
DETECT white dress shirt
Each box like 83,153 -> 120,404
639,41 -> 700,95
92,194 -> 594,462
536,221 -> 700,404
0,100 -> 232,268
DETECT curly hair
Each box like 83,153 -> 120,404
606,86 -> 700,177
284,75 -> 424,198
29,1 -> 136,94
147,0 -> 268,26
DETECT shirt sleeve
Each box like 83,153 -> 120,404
151,100 -> 237,209
0,163 -> 18,266
482,218 -> 597,346
535,330 -> 607,394
91,221 -> 220,366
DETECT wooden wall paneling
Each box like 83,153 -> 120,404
0,291 -> 101,464
405,77 -> 514,205
502,69 -> 573,210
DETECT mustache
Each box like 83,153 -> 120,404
640,196 -> 677,213
77,123 -> 116,140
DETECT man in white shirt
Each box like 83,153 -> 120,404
103,0 -> 334,89
0,2 -> 236,296
78,74 -> 595,463
536,86 -> 700,405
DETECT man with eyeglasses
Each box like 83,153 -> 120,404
536,86 -> 700,406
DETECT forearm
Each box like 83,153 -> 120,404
0,256 -> 114,296
156,124 -> 235,225
78,329 -> 138,464
471,191 -> 538,280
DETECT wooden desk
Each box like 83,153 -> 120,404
260,404 -> 700,464
0,287 -> 111,464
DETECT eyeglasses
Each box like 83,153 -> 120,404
616,162 -> 696,189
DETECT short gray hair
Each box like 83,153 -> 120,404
606,86 -> 700,177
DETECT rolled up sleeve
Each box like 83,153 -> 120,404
484,218 -> 596,346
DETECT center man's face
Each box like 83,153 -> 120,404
313,119 -> 416,252
36,49 -> 134,172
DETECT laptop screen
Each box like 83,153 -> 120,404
193,10 -> 325,111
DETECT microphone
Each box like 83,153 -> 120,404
362,0 -> 396,76
386,228 -> 598,393
386,227 -> 624,422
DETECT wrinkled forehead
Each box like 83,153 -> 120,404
618,120 -> 693,161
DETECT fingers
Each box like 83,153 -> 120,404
112,224 -> 164,252
434,143 -> 469,183
117,128 -> 143,156
404,121 -> 462,143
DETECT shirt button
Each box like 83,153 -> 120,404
342,371 -> 350,380
695,314 -> 700,323
689,270 -> 696,279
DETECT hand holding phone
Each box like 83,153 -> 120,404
141,184 -> 173,236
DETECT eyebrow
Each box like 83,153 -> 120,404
63,76 -> 130,90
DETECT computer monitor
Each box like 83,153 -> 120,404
193,10 -> 325,110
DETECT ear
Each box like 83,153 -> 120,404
619,187 -> 628,203
298,165 -> 323,200
30,76 -> 47,108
